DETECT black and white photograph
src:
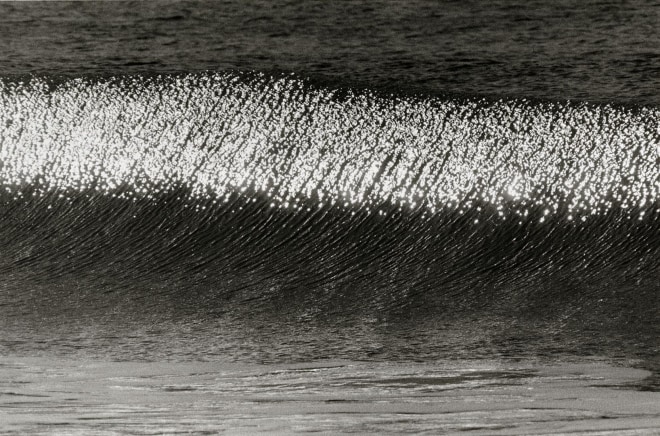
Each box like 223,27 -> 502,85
0,1 -> 659,434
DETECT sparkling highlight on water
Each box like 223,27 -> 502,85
0,73 -> 658,222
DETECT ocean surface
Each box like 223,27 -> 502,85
0,1 -> 658,434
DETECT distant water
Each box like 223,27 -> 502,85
0,1 -> 658,434
1,0 -> 659,105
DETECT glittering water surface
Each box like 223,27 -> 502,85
1,74 -> 658,218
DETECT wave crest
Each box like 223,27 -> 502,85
1,72 -> 657,221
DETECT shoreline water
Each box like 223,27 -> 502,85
1,356 -> 659,434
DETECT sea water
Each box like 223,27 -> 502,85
0,1 -> 658,434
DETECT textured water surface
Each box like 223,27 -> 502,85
0,1 -> 658,434
2,357 -> 660,435
1,0 -> 659,105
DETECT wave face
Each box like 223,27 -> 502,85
0,73 -> 658,369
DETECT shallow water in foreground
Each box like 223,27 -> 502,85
1,357 -> 659,435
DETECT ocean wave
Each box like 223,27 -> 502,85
1,72 -> 657,219
0,71 -> 657,324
